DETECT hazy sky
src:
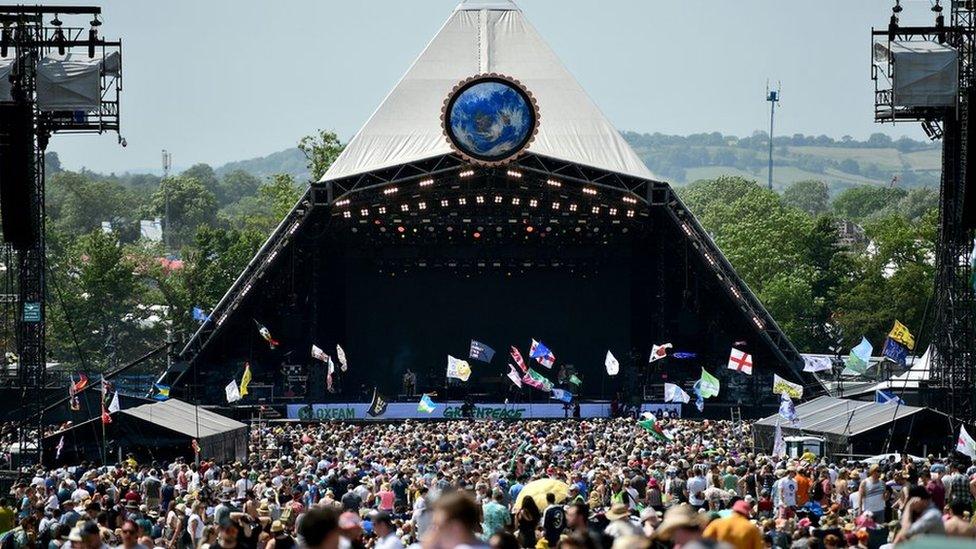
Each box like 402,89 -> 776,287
46,0 -> 941,174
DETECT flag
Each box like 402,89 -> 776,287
100,376 -> 112,424
522,368 -> 554,392
845,337 -> 873,374
727,347 -> 753,375
957,425 -> 976,459
569,374 -> 582,386
664,382 -> 691,404
326,358 -> 335,393
673,352 -> 697,360
772,420 -> 786,456
875,389 -> 905,406
191,307 -> 209,323
69,373 -> 89,395
446,355 -> 472,381
225,380 -> 241,403
605,351 -> 619,376
778,394 -> 798,425
336,344 -> 348,372
506,365 -> 523,388
55,436 -> 65,460
153,384 -> 171,401
108,391 -> 120,414
802,355 -> 833,373
694,392 -> 704,412
772,374 -> 803,399
649,343 -> 673,363
550,388 -> 573,403
697,369 -> 720,398
254,320 -> 279,349
888,320 -> 916,350
311,344 -> 330,363
469,340 -> 496,363
239,362 -> 252,397
418,394 -> 437,414
191,439 -> 200,455
638,412 -> 672,442
510,346 -> 528,373
529,339 -> 555,368
367,389 -> 388,417
70,396 -> 80,411
882,338 -> 909,367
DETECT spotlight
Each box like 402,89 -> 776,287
546,179 -> 562,188
53,27 -> 66,56
419,178 -> 434,187
88,22 -> 100,59
473,232 -> 481,239
476,195 -> 484,204
343,211 -> 352,219
360,209 -> 369,216
440,199 -> 449,207
459,169 -> 475,178
401,204 -> 409,212
418,202 -> 427,210
626,210 -> 635,218
378,206 -> 387,214
529,199 -> 538,208
458,198 -> 467,205
569,204 -> 578,212
506,170 -> 523,179
494,195 -> 503,204
512,197 -> 521,206
609,208 -> 618,216
526,226 -> 534,233
397,226 -> 406,233
583,187 -> 597,195
383,187 -> 399,195
552,202 -> 560,210
622,196 -> 637,204
591,206 -> 600,214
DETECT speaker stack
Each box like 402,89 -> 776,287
0,101 -> 35,250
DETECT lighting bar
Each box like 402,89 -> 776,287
730,285 -> 742,299
569,204 -> 578,212
360,209 -> 369,216
288,221 -> 300,235
494,195 -> 503,204
529,199 -> 538,208
343,211 -> 352,218
552,202 -> 560,210
440,199 -> 449,207
335,199 -> 350,207
622,196 -> 637,204
459,169 -> 475,178
582,187 -> 597,195
383,187 -> 399,195
400,204 -> 409,212
752,316 -> 765,330
476,195 -> 484,204
609,208 -> 618,216
546,179 -> 562,188
419,178 -> 434,187
378,206 -> 387,214
506,170 -> 523,179
626,210 -> 635,218
681,223 -> 693,236
418,202 -> 427,210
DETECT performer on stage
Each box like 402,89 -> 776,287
403,368 -> 417,397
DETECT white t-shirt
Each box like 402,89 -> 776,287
687,476 -> 707,506
187,513 -> 204,542
780,478 -> 798,507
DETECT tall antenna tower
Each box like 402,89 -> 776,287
766,81 -> 781,191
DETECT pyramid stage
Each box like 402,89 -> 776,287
155,0 -> 822,416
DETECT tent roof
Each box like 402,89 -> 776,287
816,346 -> 933,397
322,0 -> 654,182
121,399 -> 246,440
755,395 -> 927,437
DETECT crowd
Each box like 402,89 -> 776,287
0,417 -> 975,549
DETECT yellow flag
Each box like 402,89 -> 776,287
888,320 -> 915,350
240,362 -> 252,396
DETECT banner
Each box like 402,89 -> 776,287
288,401 -> 683,421
469,340 -> 496,363
802,355 -> 833,373
649,343 -> 672,363
446,355 -> 472,381
605,351 -> 619,376
772,374 -> 803,399
888,320 -> 915,350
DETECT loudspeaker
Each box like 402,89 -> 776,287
0,102 -> 35,250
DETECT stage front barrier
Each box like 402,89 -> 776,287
287,402 -> 681,421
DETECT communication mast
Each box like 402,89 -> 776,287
766,81 -> 781,191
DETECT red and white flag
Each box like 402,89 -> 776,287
727,348 -> 753,375
649,343 -> 672,363
510,346 -> 527,373
506,365 -> 523,388
529,339 -> 555,369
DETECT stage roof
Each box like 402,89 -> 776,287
755,395 -> 927,437
121,399 -> 246,439
322,0 -> 655,182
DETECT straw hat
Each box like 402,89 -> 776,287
270,520 -> 284,534
605,503 -> 630,521
656,505 -> 706,539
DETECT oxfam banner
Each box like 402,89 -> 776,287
287,402 -> 681,421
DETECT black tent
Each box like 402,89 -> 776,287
753,396 -> 957,457
43,399 -> 247,466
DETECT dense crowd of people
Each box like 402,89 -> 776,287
0,417 -> 975,549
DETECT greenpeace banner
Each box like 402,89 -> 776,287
288,402 -> 682,421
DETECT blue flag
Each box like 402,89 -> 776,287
692,381 -> 705,412
418,394 -> 437,413
875,389 -> 905,405
550,388 -> 573,403
153,384 -> 171,401
882,338 -> 909,367
778,394 -> 798,424
469,340 -> 496,363
673,352 -> 697,360
192,307 -> 209,323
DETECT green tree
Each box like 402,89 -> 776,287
216,169 -> 262,206
831,185 -> 907,221
181,163 -> 219,196
298,129 -> 344,181
148,176 -> 218,248
782,180 -> 829,215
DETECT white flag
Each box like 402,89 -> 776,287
772,374 -> 803,399
446,355 -> 472,381
311,344 -> 330,363
802,355 -> 833,373
664,382 -> 690,404
605,351 -> 620,376
506,364 -> 523,388
336,344 -> 348,372
225,380 -> 241,403
727,348 -> 753,375
649,343 -> 673,363
772,420 -> 785,457
108,392 -> 120,413
958,425 -> 976,459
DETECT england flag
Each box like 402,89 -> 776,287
727,348 -> 753,375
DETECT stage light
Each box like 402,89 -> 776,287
704,252 -> 716,266
507,170 -> 523,179
529,199 -> 538,208
476,195 -> 484,204
682,223 -> 693,236
473,232 -> 481,239
494,195 -> 503,204
87,26 -> 97,58
609,208 -> 618,215
583,187 -> 597,195
378,206 -> 387,214
419,178 -> 434,187
400,204 -> 409,212
397,226 -> 406,233
591,206 -> 600,214
622,196 -> 637,204
335,199 -> 350,206
626,210 -> 635,218
552,202 -> 560,210
288,221 -> 300,235
440,199 -> 449,207
343,211 -> 352,219
418,202 -> 427,210
360,209 -> 369,216
569,204 -> 578,212
512,198 -> 521,206
526,226 -> 534,233
53,27 -> 67,56
546,179 -> 562,188
459,169 -> 475,178
383,187 -> 399,195
458,197 -> 467,205
752,316 -> 765,330
730,285 -> 742,299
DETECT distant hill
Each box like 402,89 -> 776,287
209,131 -> 942,193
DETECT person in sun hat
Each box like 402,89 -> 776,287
603,502 -> 641,541
702,499 -> 762,549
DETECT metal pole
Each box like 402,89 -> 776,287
767,98 -> 776,190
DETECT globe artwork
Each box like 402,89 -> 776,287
445,79 -> 536,162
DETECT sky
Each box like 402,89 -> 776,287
44,0 -> 943,174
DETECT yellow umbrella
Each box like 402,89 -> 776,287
514,478 -> 570,511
